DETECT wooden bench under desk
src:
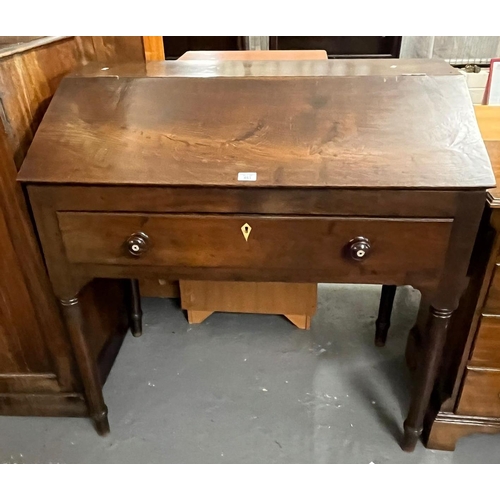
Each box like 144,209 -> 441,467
18,59 -> 494,452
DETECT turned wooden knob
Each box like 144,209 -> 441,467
348,236 -> 371,261
126,232 -> 149,256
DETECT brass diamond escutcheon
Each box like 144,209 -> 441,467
241,223 -> 252,242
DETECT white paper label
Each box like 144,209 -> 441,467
237,172 -> 257,182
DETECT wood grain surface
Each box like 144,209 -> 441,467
19,64 -> 493,189
56,212 -> 452,287
69,58 -> 460,79
457,368 -> 500,418
469,315 -> 500,368
180,281 -> 317,315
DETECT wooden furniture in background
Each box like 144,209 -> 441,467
176,50 -> 326,329
180,281 -> 317,329
18,59 -> 493,451
143,36 -> 165,61
178,49 -> 327,61
0,36 -> 143,419
423,105 -> 500,450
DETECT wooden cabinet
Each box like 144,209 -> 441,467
424,107 -> 500,450
0,36 -> 144,418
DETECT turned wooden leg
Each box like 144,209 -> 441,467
130,279 -> 143,337
402,306 -> 451,452
375,285 -> 396,347
60,297 -> 110,436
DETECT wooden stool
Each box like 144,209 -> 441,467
180,281 -> 317,329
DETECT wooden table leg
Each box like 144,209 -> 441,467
60,296 -> 110,435
130,279 -> 143,337
401,192 -> 485,451
402,305 -> 451,451
375,285 -> 396,347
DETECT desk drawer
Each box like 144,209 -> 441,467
57,213 -> 451,283
457,368 -> 500,418
470,315 -> 500,368
483,264 -> 500,315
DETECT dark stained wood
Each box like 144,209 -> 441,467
129,279 -> 143,337
26,185 -> 460,218
403,190 -> 487,451
57,212 -> 452,289
60,297 -> 109,435
403,306 -> 453,451
375,285 -> 397,347
19,61 -> 493,450
18,66 -> 493,190
0,116 -> 77,392
70,58 -> 460,79
0,393 -> 88,417
139,278 -> 179,298
79,279 -> 129,372
0,373 -> 59,393
420,106 -> 500,450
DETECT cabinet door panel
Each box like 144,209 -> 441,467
0,211 -> 51,373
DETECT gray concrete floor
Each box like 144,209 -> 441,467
2,284 -> 500,463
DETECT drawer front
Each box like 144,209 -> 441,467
57,213 -> 452,284
483,264 -> 500,314
457,368 -> 500,418
470,315 -> 500,368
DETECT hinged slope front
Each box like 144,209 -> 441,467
18,61 -> 495,190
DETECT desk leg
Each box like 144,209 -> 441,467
375,285 -> 396,347
402,306 -> 451,451
60,297 -> 110,436
130,279 -> 143,337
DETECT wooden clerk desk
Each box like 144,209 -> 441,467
18,59 -> 494,452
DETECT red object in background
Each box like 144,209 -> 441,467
483,58 -> 500,105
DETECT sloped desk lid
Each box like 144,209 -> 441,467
18,59 -> 495,190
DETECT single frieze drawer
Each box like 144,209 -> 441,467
57,212 -> 452,285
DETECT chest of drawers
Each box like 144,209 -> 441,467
18,59 -> 494,451
425,122 -> 500,449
